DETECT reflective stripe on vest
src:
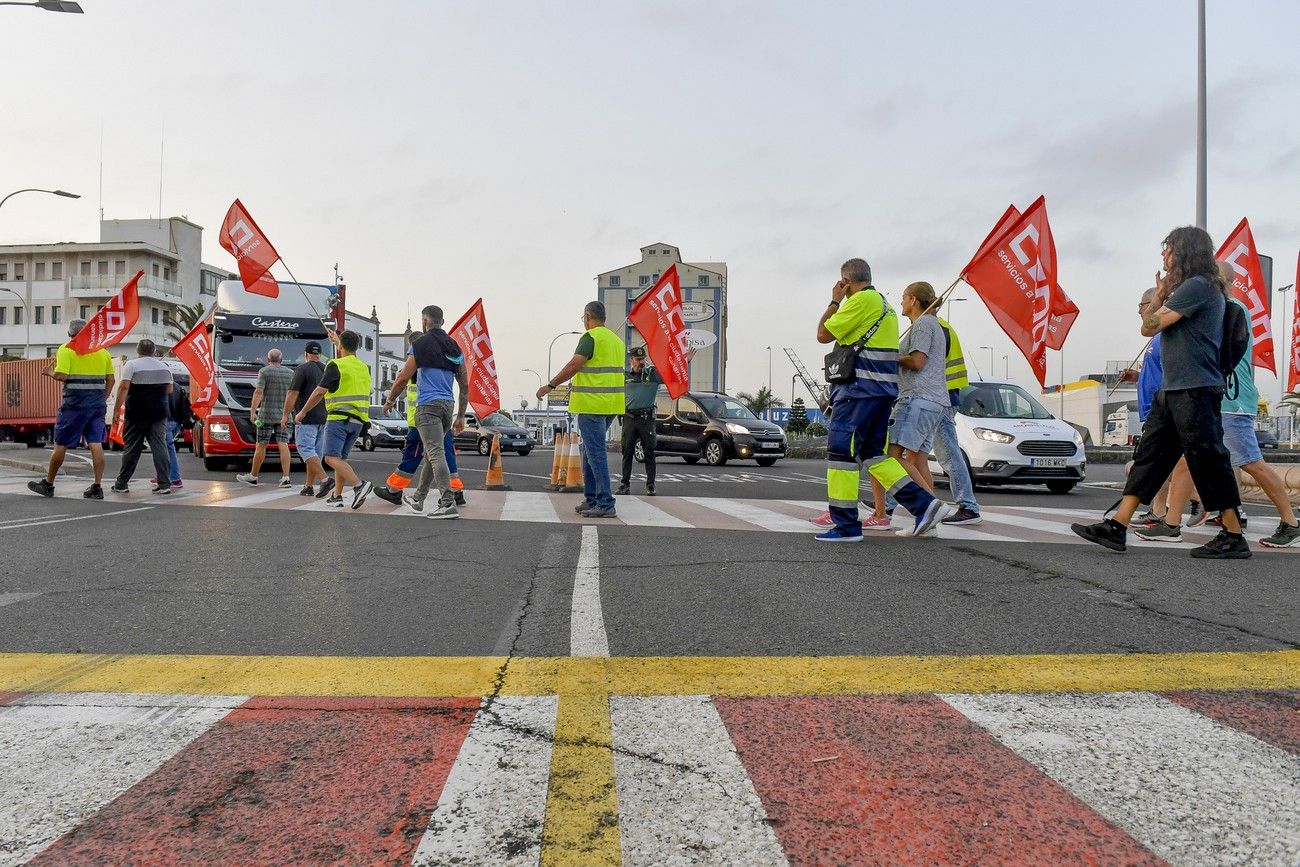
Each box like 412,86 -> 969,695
570,326 -> 627,415
405,382 -> 418,426
849,291 -> 901,390
325,355 -> 371,422
937,317 -> 969,390
64,375 -> 107,391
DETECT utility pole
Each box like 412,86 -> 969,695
1195,0 -> 1208,229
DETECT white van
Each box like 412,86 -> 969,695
927,379 -> 1086,494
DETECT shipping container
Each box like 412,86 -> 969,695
0,358 -> 62,445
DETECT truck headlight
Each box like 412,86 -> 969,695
973,427 -> 1014,444
209,421 -> 232,442
725,423 -> 749,435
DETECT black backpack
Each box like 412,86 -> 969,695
1220,299 -> 1250,399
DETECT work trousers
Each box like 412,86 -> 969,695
620,412 -> 657,487
1123,387 -> 1240,513
412,400 -> 454,505
116,418 -> 170,489
827,396 -> 933,533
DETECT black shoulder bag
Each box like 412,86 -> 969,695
823,301 -> 889,384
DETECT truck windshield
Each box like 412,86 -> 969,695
216,332 -> 331,371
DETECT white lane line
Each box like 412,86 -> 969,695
684,497 -> 813,533
0,593 -> 41,609
412,696 -> 558,866
0,692 -> 244,865
501,491 -> 561,524
0,514 -> 69,526
209,487 -> 305,508
612,496 -> 691,529
943,691 -> 1300,866
611,695 -> 787,867
974,509 -> 1081,537
570,525 -> 609,656
0,506 -> 153,531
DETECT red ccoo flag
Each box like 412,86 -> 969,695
962,197 -> 1062,386
1215,218 -> 1275,374
219,199 -> 281,298
448,298 -> 501,420
628,263 -> 691,398
68,270 -> 142,355
172,309 -> 218,420
1289,251 -> 1300,394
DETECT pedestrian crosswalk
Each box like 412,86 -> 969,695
0,675 -> 1296,865
0,472 -> 1296,552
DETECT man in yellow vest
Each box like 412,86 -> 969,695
537,300 -> 626,518
295,329 -> 373,509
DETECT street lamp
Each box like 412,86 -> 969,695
0,188 -> 81,210
0,1 -> 84,11
765,346 -> 773,394
1002,354 -> 1009,378
946,297 -> 967,327
0,287 -> 31,358
978,345 -> 994,380
1278,282 -> 1294,407
546,331 -> 582,383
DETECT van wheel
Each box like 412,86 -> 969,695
477,437 -> 491,456
203,456 -> 230,472
703,439 -> 728,467
1046,480 -> 1076,494
755,457 -> 778,467
361,434 -> 375,452
683,456 -> 700,464
633,442 -> 646,464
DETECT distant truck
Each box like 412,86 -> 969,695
0,358 -> 62,447
1103,409 -> 1141,447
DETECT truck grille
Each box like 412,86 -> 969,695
1016,440 -> 1077,457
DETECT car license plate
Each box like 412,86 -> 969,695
1031,457 -> 1067,468
760,442 -> 780,449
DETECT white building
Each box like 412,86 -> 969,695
597,243 -> 728,393
0,217 -> 232,358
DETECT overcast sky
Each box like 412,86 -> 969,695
5,1 -> 1298,407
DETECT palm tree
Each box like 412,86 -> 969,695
735,385 -> 784,415
164,302 -> 209,344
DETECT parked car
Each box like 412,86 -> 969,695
926,380 -> 1086,494
638,389 -> 786,467
360,404 -> 409,451
1255,428 -> 1279,450
454,411 -> 535,456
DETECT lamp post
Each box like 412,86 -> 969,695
0,2 -> 84,11
791,373 -> 798,408
765,346 -> 773,395
546,331 -> 582,384
1278,283 -> 1294,408
1195,0 -> 1207,229
0,287 -> 30,358
947,297 -> 967,327
978,345 -> 994,380
522,368 -> 543,392
1003,354 -> 1009,379
0,188 -> 78,358
0,188 -> 80,211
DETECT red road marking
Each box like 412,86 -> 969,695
33,696 -> 477,864
1165,689 -> 1300,756
715,695 -> 1164,866
0,692 -> 23,706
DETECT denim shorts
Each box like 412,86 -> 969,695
889,396 -> 945,453
323,420 -> 363,459
1221,412 -> 1263,468
294,423 -> 326,461
53,404 -> 107,448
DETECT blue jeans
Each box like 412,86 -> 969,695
165,418 -> 182,484
933,406 -> 977,511
577,414 -> 616,510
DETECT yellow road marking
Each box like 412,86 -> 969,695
0,650 -> 1296,697
542,694 -> 621,866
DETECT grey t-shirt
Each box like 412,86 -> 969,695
898,314 -> 949,405
1162,275 -> 1224,391
255,364 -> 295,422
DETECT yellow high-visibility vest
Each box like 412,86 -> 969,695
324,354 -> 371,423
938,317 -> 968,391
570,326 -> 627,415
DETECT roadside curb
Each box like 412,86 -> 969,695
0,456 -> 46,474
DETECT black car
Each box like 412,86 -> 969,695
635,390 -> 786,467
1255,428 -> 1279,450
454,411 -> 535,456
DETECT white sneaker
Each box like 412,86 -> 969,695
427,502 -> 460,520
278,476 -> 292,488
325,495 -> 345,509
235,473 -> 258,486
402,492 -> 425,512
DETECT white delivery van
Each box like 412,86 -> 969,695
927,379 -> 1086,494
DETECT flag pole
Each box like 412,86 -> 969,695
900,274 -> 965,340
1107,337 -> 1154,398
273,260 -> 332,328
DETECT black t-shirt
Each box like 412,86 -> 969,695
411,329 -> 463,372
291,359 -> 328,425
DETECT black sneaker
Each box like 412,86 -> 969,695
1133,521 -> 1182,543
615,484 -> 630,496
1260,522 -> 1300,549
1070,518 -> 1128,552
315,477 -> 335,499
646,485 -> 656,496
942,507 -> 981,526
454,490 -> 467,506
299,485 -> 315,497
373,486 -> 403,505
351,481 -> 374,509
151,484 -> 172,495
1185,500 -> 1207,528
110,482 -> 129,494
27,479 -> 54,498
1190,530 -> 1251,559
574,499 -> 593,514
1207,511 -> 1248,531
83,483 -> 104,500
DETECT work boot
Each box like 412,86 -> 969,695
1190,530 -> 1251,559
1070,518 -> 1128,552
27,479 -> 54,498
83,483 -> 104,500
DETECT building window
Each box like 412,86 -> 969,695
662,249 -> 671,255
115,260 -> 126,275
698,275 -> 709,287
647,249 -> 655,255
163,267 -> 171,281
13,263 -> 24,280
0,308 -> 7,325
51,306 -> 61,325
79,305 -> 90,319
34,306 -> 44,325
638,275 -> 650,286
609,276 -> 621,288
80,261 -> 91,276
151,263 -> 159,278
0,264 -> 6,280
364,336 -> 374,351
13,306 -> 22,325
652,273 -> 660,283
51,262 -> 62,279
97,261 -> 108,276
35,263 -> 46,281
151,306 -> 160,325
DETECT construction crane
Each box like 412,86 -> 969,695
784,348 -> 829,410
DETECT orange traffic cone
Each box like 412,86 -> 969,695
560,429 -> 585,493
548,431 -> 567,490
483,432 -> 512,491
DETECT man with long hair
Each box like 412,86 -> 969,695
1072,226 -> 1249,558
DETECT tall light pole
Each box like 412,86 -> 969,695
1195,0 -> 1207,229
947,297 -> 967,327
522,368 -> 544,392
1278,283 -> 1294,406
0,1 -> 84,11
1002,354 -> 1009,378
546,331 -> 582,384
0,188 -> 78,358
765,346 -> 773,395
0,287 -> 31,358
0,188 -> 80,211
978,345 -> 994,380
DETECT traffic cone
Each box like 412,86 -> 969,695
548,431 -> 567,490
560,430 -> 585,493
483,432 -> 512,491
